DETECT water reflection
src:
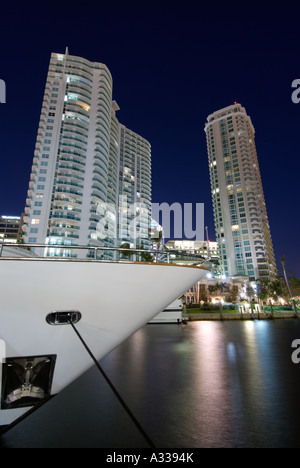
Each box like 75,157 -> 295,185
104,320 -> 300,448
187,322 -> 231,447
1,320 -> 300,448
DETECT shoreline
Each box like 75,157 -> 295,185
183,312 -> 298,321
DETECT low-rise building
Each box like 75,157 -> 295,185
186,275 -> 250,305
0,216 -> 22,244
165,240 -> 219,260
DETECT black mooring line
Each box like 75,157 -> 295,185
67,316 -> 156,449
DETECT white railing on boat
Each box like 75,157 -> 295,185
0,242 -> 209,266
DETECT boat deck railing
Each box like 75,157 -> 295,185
0,242 -> 210,266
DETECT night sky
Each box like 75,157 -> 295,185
0,1 -> 299,276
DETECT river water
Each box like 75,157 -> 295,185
1,319 -> 300,448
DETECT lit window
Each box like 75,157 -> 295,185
31,219 -> 40,225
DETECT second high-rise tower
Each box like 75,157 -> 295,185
205,103 -> 276,281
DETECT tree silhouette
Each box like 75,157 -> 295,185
280,256 -> 293,299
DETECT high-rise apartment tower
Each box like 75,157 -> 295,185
23,50 -> 151,256
205,103 -> 276,281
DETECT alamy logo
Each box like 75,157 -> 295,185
291,339 -> 300,364
0,79 -> 6,103
95,196 -> 205,241
291,79 -> 300,104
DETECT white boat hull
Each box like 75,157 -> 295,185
0,258 -> 208,426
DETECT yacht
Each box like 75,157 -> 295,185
149,299 -> 184,324
0,244 -> 209,427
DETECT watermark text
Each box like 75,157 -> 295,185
95,197 -> 205,242
0,79 -> 6,103
291,79 -> 300,104
291,339 -> 300,364
152,202 -> 204,240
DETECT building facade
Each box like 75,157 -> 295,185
205,103 -> 276,281
22,50 -> 151,256
117,125 -> 152,248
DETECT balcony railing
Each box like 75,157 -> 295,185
0,243 -> 209,266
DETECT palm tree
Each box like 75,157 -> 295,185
280,256 -> 293,299
140,251 -> 154,262
246,284 -> 256,302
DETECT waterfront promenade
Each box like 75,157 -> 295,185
183,311 -> 298,321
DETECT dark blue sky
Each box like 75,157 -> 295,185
0,1 -> 299,276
